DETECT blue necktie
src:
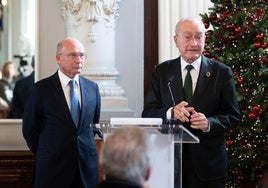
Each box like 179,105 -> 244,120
184,65 -> 194,103
69,80 -> 80,127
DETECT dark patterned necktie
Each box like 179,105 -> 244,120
184,65 -> 194,103
69,80 -> 80,127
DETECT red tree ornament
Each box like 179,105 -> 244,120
253,42 -> 261,49
237,76 -> 244,85
234,26 -> 241,34
256,33 -> 264,41
252,104 -> 261,113
261,43 -> 267,50
248,112 -> 257,120
203,21 -> 210,29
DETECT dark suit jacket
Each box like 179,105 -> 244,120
23,71 -> 101,188
142,55 -> 241,181
9,71 -> 34,118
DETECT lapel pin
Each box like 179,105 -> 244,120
206,72 -> 211,77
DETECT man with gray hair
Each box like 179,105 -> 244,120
142,17 -> 240,188
94,126 -> 152,188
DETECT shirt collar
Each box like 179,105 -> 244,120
181,56 -> 202,71
58,70 -> 79,87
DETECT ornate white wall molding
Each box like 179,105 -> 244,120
84,70 -> 125,96
61,0 -> 120,43
61,0 -> 133,118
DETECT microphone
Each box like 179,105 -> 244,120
167,76 -> 175,106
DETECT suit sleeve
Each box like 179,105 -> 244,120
95,83 -> 101,124
207,66 -> 241,135
22,85 -> 43,154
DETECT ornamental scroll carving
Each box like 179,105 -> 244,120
61,0 -> 121,42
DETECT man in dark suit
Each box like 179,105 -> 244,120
23,38 -> 101,188
9,71 -> 34,118
9,55 -> 35,118
142,18 -> 241,188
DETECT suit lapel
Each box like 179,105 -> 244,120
192,56 -> 213,104
51,72 -> 70,110
51,72 -> 75,127
168,58 -> 184,104
79,77 -> 91,126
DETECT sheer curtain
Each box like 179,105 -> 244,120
158,0 -> 213,63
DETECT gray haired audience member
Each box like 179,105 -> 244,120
94,126 -> 152,188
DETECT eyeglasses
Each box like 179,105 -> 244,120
59,52 -> 87,60
177,33 -> 204,42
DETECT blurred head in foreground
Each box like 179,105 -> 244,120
99,126 -> 152,188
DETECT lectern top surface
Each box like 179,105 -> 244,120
91,123 -> 199,143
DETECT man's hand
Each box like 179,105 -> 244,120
190,109 -> 209,131
173,101 -> 209,131
173,101 -> 194,122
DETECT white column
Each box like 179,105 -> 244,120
158,0 -> 213,63
61,0 -> 134,120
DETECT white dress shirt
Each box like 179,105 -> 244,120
180,56 -> 201,94
58,70 -> 81,110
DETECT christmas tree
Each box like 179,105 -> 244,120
200,0 -> 268,187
